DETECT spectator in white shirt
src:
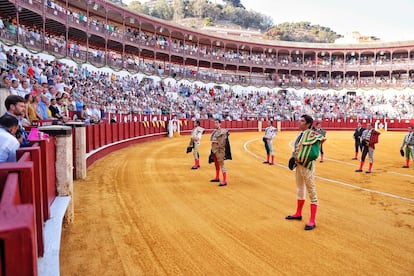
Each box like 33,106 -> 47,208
90,103 -> 101,123
9,79 -> 20,96
0,114 -> 20,163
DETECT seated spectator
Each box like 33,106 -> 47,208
0,47 -> 7,67
4,94 -> 30,147
49,97 -> 69,122
38,94 -> 50,119
9,79 -> 20,95
1,75 -> 11,88
90,103 -> 101,123
31,94 -> 43,120
24,93 -> 36,124
0,114 -> 20,162
17,80 -> 30,97
80,104 -> 91,125
49,98 -> 61,119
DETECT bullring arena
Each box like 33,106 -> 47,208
59,127 -> 414,275
0,0 -> 414,275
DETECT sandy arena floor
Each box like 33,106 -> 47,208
60,130 -> 414,275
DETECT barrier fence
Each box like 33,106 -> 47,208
0,139 -> 55,276
0,118 -> 413,275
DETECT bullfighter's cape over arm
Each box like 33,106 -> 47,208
295,129 -> 324,170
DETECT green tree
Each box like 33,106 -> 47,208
150,0 -> 174,20
223,0 -> 244,8
192,0 -> 210,19
128,0 -> 149,14
264,22 -> 340,43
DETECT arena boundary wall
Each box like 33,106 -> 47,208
1,117 -> 413,275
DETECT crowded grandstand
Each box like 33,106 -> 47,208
0,0 -> 413,124
1,0 -> 414,275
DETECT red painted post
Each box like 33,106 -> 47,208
39,138 -> 56,212
106,123 -> 112,144
0,161 -> 41,258
112,123 -> 119,142
118,123 -> 125,140
93,124 -> 100,149
86,125 -> 93,153
99,123 -> 106,147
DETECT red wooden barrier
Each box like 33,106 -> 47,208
125,122 -> 130,139
38,138 -> 56,214
72,127 -> 78,179
16,147 -> 44,257
128,122 -> 135,138
0,164 -> 38,276
0,198 -> 37,276
99,123 -> 106,147
137,122 -> 143,136
118,123 -> 125,141
112,123 -> 119,142
0,161 -> 35,207
93,124 -> 100,150
143,123 -> 149,135
86,125 -> 93,153
105,123 -> 112,145
1,174 -> 22,205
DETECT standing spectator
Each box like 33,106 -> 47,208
209,119 -> 230,186
262,120 -> 277,165
0,114 -> 20,163
188,120 -> 204,169
285,115 -> 324,231
400,125 -> 414,168
355,123 -> 380,173
314,122 -> 327,162
353,122 -> 365,160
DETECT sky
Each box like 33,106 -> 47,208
125,0 -> 414,42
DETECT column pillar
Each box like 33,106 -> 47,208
0,88 -> 11,115
65,122 -> 86,180
39,126 -> 74,223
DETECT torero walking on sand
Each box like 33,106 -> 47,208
210,119 -> 230,187
355,122 -> 380,173
262,120 -> 277,165
188,120 -> 204,169
286,115 -> 324,231
400,125 -> 414,168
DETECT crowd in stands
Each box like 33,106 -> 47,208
0,13 -> 413,89
1,44 -> 414,128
